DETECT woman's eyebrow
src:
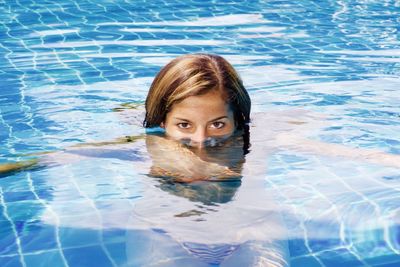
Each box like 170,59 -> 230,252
173,116 -> 228,122
173,117 -> 191,122
209,116 -> 228,122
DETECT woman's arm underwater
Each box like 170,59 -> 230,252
275,132 -> 400,168
251,110 -> 400,168
0,100 -> 146,177
0,135 -> 145,178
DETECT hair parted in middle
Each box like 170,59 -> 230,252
143,53 -> 251,130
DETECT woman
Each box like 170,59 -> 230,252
143,53 -> 251,182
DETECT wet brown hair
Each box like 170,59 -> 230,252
143,54 -> 251,130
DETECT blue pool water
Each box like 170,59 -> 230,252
1,0 -> 400,266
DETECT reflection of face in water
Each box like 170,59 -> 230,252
145,130 -> 249,205
158,180 -> 242,206
178,132 -> 246,169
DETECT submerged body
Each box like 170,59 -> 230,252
37,126 -> 289,267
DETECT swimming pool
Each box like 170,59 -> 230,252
1,0 -> 399,266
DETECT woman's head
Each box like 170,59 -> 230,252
144,54 -> 251,147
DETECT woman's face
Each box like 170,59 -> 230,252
162,90 -> 236,148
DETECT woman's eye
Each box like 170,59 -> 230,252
177,123 -> 190,129
211,121 -> 225,129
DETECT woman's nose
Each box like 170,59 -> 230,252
190,128 -> 208,148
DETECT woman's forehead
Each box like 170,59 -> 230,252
169,91 -> 232,115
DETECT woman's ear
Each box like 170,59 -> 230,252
160,122 -> 165,128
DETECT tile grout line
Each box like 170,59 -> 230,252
64,165 -> 118,267
26,172 -> 69,267
0,187 -> 27,267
